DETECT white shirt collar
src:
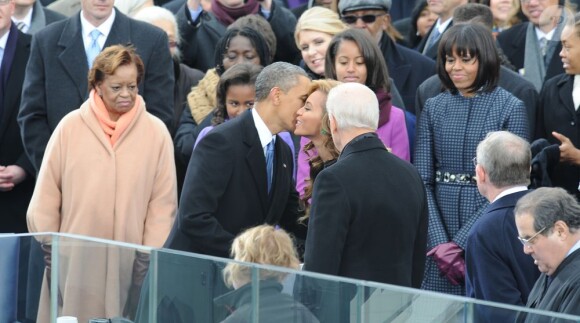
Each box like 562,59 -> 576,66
535,26 -> 556,41
11,7 -> 33,33
492,186 -> 528,203
80,8 -> 116,48
251,108 -> 275,149
573,75 -> 580,110
0,29 -> 10,50
566,239 -> 580,258
435,18 -> 453,34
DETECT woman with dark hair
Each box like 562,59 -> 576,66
325,29 -> 410,160
407,0 -> 437,49
174,27 -> 271,176
414,23 -> 529,295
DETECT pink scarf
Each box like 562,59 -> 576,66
211,0 -> 259,26
89,90 -> 139,147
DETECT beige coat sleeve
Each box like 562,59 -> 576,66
142,126 -> 177,247
27,123 -> 64,236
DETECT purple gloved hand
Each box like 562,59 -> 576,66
427,242 -> 465,286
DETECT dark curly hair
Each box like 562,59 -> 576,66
212,63 -> 263,125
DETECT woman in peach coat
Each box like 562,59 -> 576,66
27,45 -> 177,322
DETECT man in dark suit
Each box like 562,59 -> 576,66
0,0 -> 33,234
164,62 -> 310,258
497,0 -> 565,92
303,82 -> 428,287
416,0 -> 467,60
415,4 -> 539,137
11,0 -> 66,34
466,131 -> 540,321
17,0 -> 174,176
338,0 -> 435,114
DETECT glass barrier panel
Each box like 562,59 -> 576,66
0,233 -> 53,323
47,234 -> 152,323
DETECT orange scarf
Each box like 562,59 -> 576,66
89,89 -> 140,147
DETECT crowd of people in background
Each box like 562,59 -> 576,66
2,0 -> 580,321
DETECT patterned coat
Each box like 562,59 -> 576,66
414,87 -> 529,295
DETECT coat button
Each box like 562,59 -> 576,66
571,121 -> 576,126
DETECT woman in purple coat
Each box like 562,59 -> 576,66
295,28 -> 409,197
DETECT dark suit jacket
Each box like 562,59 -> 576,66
465,190 -> 540,317
416,20 -> 453,60
18,9 -> 174,175
165,110 -> 300,258
0,27 -> 34,233
28,0 -> 66,34
379,32 -> 435,114
415,66 -> 538,138
497,22 -> 564,84
535,73 -> 580,199
304,133 -> 428,287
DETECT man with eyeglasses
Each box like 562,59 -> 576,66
417,0 -> 467,60
338,0 -> 435,115
464,131 -> 539,321
514,187 -> 580,320
497,0 -> 566,92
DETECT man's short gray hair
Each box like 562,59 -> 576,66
477,131 -> 530,188
515,187 -> 580,234
254,62 -> 308,102
326,83 -> 378,131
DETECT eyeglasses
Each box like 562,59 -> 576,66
472,157 -> 478,167
0,0 -> 11,5
518,226 -> 547,247
341,13 -> 386,25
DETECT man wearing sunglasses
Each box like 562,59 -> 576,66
465,131 -> 539,321
338,0 -> 435,115
514,187 -> 580,320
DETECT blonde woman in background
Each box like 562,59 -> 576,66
215,225 -> 319,323
294,6 -> 347,79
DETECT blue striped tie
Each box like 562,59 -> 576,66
86,29 -> 102,68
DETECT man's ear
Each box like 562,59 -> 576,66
269,87 -> 281,105
383,12 -> 391,29
475,164 -> 485,184
329,114 -> 338,134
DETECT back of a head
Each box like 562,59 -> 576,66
453,3 -> 494,30
223,225 -> 300,288
477,131 -> 531,188
326,82 -> 379,131
254,62 -> 308,102
229,15 -> 277,61
294,7 -> 348,48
